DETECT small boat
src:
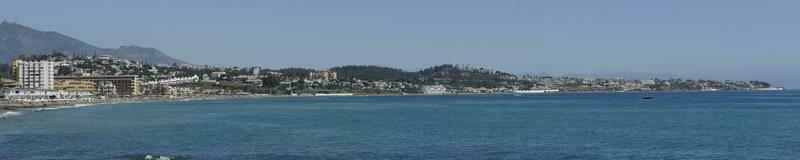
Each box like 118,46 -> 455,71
643,96 -> 653,100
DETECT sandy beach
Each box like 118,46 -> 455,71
0,94 -> 272,112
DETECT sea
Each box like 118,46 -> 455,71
1,91 -> 799,160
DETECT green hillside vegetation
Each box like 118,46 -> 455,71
332,65 -> 417,82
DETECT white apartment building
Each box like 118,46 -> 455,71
13,60 -> 56,89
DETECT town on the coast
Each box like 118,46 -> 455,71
0,52 -> 783,109
0,21 -> 785,110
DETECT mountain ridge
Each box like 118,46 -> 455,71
0,21 -> 187,64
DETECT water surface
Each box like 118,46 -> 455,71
2,91 -> 800,159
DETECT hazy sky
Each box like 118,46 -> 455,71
1,0 -> 798,88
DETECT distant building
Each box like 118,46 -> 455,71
179,63 -> 194,68
168,71 -> 184,77
98,55 -> 112,60
1,88 -> 92,101
143,75 -> 199,85
234,75 -> 262,86
147,65 -> 159,74
12,60 -> 56,89
1,78 -> 19,88
422,85 -> 448,94
96,81 -> 117,96
211,72 -> 226,79
266,71 -> 282,76
200,74 -> 217,83
55,75 -> 140,96
309,70 -> 337,81
252,67 -> 261,76
98,55 -> 112,64
54,80 -> 96,92
642,80 -> 656,85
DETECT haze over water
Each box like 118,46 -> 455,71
2,91 -> 800,159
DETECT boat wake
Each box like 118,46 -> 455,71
0,111 -> 23,118
72,104 -> 97,108
33,104 -> 97,112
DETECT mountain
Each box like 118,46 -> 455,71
0,21 -> 187,64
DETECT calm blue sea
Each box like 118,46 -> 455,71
2,91 -> 800,159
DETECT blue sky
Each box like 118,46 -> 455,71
1,0 -> 798,88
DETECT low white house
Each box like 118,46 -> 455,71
143,75 -> 199,85
1,89 -> 92,101
423,85 -> 448,94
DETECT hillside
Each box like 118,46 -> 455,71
329,64 -> 518,88
0,21 -> 187,64
331,65 -> 418,81
418,64 -> 517,87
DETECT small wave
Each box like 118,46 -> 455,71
144,155 -> 175,160
32,104 -> 97,112
72,104 -> 96,107
179,99 -> 202,102
121,154 -> 185,160
0,111 -> 23,118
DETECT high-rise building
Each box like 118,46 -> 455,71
13,59 -> 56,89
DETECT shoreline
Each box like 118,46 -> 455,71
2,89 -> 790,112
0,94 -> 270,112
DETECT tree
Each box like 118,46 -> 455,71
56,66 -> 74,76
0,63 -> 10,79
331,65 -> 417,82
261,76 -> 281,88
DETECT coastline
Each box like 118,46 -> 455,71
1,89 -> 794,159
0,94 -> 271,112
2,89 -> 789,112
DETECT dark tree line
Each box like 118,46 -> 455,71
332,65 -> 418,82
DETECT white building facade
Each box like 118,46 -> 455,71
143,75 -> 200,85
14,60 -> 56,89
422,85 -> 448,94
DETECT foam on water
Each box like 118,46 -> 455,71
0,111 -> 22,118
121,154 -> 185,160
179,99 -> 202,102
72,104 -> 96,108
32,104 -> 97,112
